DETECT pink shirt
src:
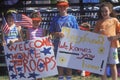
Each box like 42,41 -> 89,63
28,28 -> 44,40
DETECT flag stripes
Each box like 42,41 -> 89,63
15,14 -> 32,28
2,16 -> 10,34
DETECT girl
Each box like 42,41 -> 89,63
26,11 -> 46,80
26,11 -> 46,40
94,2 -> 120,80
49,0 -> 79,80
2,10 -> 23,46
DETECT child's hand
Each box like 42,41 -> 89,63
54,32 -> 64,38
48,35 -> 52,40
9,40 -> 13,45
108,36 -> 117,41
14,39 -> 22,43
58,32 -> 64,38
2,41 -> 6,46
14,40 -> 20,43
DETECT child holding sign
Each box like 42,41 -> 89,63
94,2 -> 120,80
26,11 -> 46,40
49,0 -> 79,80
26,11 -> 46,80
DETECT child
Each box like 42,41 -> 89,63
26,11 -> 46,40
94,2 -> 120,80
2,10 -> 23,46
26,11 -> 46,80
49,0 -> 79,80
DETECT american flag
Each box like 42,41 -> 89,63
2,16 -> 10,34
13,13 -> 32,28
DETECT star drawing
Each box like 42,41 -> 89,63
29,48 -> 35,54
17,54 -> 23,59
18,72 -> 26,78
17,67 -> 22,72
5,53 -> 12,59
28,72 -> 39,79
9,65 -> 14,72
10,73 -> 17,79
40,47 -> 51,55
39,63 -> 44,68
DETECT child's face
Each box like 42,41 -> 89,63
32,20 -> 41,28
101,6 -> 111,19
57,6 -> 68,14
6,15 -> 14,26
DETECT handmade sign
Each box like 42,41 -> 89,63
4,36 -> 58,80
56,27 -> 110,75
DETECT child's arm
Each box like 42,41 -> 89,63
26,29 -> 30,40
1,26 -> 6,46
108,33 -> 120,41
16,26 -> 23,42
108,19 -> 120,41
43,29 -> 47,36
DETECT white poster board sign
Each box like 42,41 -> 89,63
4,36 -> 58,80
56,27 -> 110,75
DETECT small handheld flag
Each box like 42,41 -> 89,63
2,13 -> 10,34
13,13 -> 32,28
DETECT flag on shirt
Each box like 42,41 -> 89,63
13,13 -> 32,28
2,16 -> 10,34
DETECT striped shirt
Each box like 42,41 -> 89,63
28,28 -> 44,40
4,24 -> 20,43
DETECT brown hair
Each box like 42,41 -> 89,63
98,2 -> 117,19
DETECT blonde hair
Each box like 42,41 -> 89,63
57,0 -> 68,3
7,9 -> 17,14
